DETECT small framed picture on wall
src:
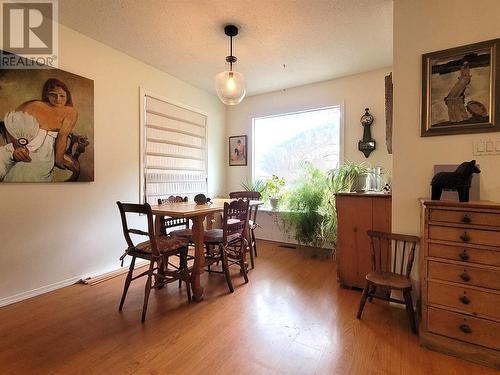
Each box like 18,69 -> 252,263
229,135 -> 247,166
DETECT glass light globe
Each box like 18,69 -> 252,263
215,70 -> 246,105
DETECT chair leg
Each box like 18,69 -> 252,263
357,282 -> 370,319
248,241 -> 255,269
179,249 -> 187,288
251,229 -> 257,257
183,268 -> 192,302
368,285 -> 377,303
403,290 -> 418,334
221,247 -> 234,293
240,251 -> 249,284
141,260 -> 155,322
119,256 -> 136,311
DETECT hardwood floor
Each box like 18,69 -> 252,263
0,240 -> 497,375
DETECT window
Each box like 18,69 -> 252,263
253,106 -> 341,183
140,90 -> 207,204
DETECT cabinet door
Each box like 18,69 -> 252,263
336,196 -> 373,288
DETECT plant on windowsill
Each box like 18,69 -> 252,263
264,175 -> 286,210
281,163 -> 333,249
323,161 -> 370,247
329,160 -> 369,192
241,178 -> 267,195
279,161 -> 369,255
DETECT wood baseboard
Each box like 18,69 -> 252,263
80,260 -> 149,286
420,331 -> 500,369
0,275 -> 82,308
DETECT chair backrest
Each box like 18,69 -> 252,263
164,195 -> 188,203
367,231 -> 419,278
229,191 -> 261,223
222,199 -> 250,244
117,201 -> 158,255
157,197 -> 189,235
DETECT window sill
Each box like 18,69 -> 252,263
258,207 -> 290,213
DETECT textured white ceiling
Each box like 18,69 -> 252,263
59,0 -> 393,96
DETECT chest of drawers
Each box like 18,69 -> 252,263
420,200 -> 500,369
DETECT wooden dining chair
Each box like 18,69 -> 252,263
356,230 -> 420,334
157,196 -> 194,287
203,199 -> 250,293
117,202 -> 191,322
229,191 -> 261,269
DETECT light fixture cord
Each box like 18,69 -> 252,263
229,35 -> 233,71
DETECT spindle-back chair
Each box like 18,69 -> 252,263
356,230 -> 420,333
229,191 -> 261,268
117,202 -> 190,322
157,197 -> 194,287
203,199 -> 250,293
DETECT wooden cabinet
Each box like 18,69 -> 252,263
335,193 -> 392,288
420,200 -> 500,369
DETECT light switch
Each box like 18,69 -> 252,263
477,140 -> 485,152
486,140 -> 494,152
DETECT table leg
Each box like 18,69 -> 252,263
190,216 -> 205,301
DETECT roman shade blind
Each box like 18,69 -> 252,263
141,92 -> 207,204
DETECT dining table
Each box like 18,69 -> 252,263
150,198 -> 263,301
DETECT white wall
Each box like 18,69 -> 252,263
392,0 -> 500,284
0,25 -> 226,304
393,0 -> 500,234
225,67 -> 393,193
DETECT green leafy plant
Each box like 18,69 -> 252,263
280,161 -> 370,251
282,164 -> 331,247
240,178 -> 266,194
263,175 -> 286,209
264,175 -> 286,198
322,161 -> 370,246
328,161 -> 369,192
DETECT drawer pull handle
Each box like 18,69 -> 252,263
459,295 -> 471,305
461,215 -> 471,224
459,324 -> 472,334
458,251 -> 469,261
460,232 -> 470,242
460,272 -> 470,282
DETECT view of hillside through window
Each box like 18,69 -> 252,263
253,107 -> 341,184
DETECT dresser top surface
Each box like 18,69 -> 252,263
420,198 -> 500,210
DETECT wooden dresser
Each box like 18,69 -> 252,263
420,200 -> 500,369
336,193 -> 392,288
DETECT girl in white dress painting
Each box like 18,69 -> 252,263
0,78 -> 78,182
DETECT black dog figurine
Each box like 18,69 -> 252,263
431,160 -> 481,202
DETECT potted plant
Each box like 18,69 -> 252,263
329,161 -> 369,192
281,163 -> 335,249
264,175 -> 286,210
240,178 -> 266,195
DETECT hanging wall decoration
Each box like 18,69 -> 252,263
385,73 -> 393,154
421,38 -> 500,136
0,51 -> 94,182
358,108 -> 376,158
229,135 -> 247,166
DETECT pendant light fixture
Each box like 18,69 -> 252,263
215,24 -> 246,105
